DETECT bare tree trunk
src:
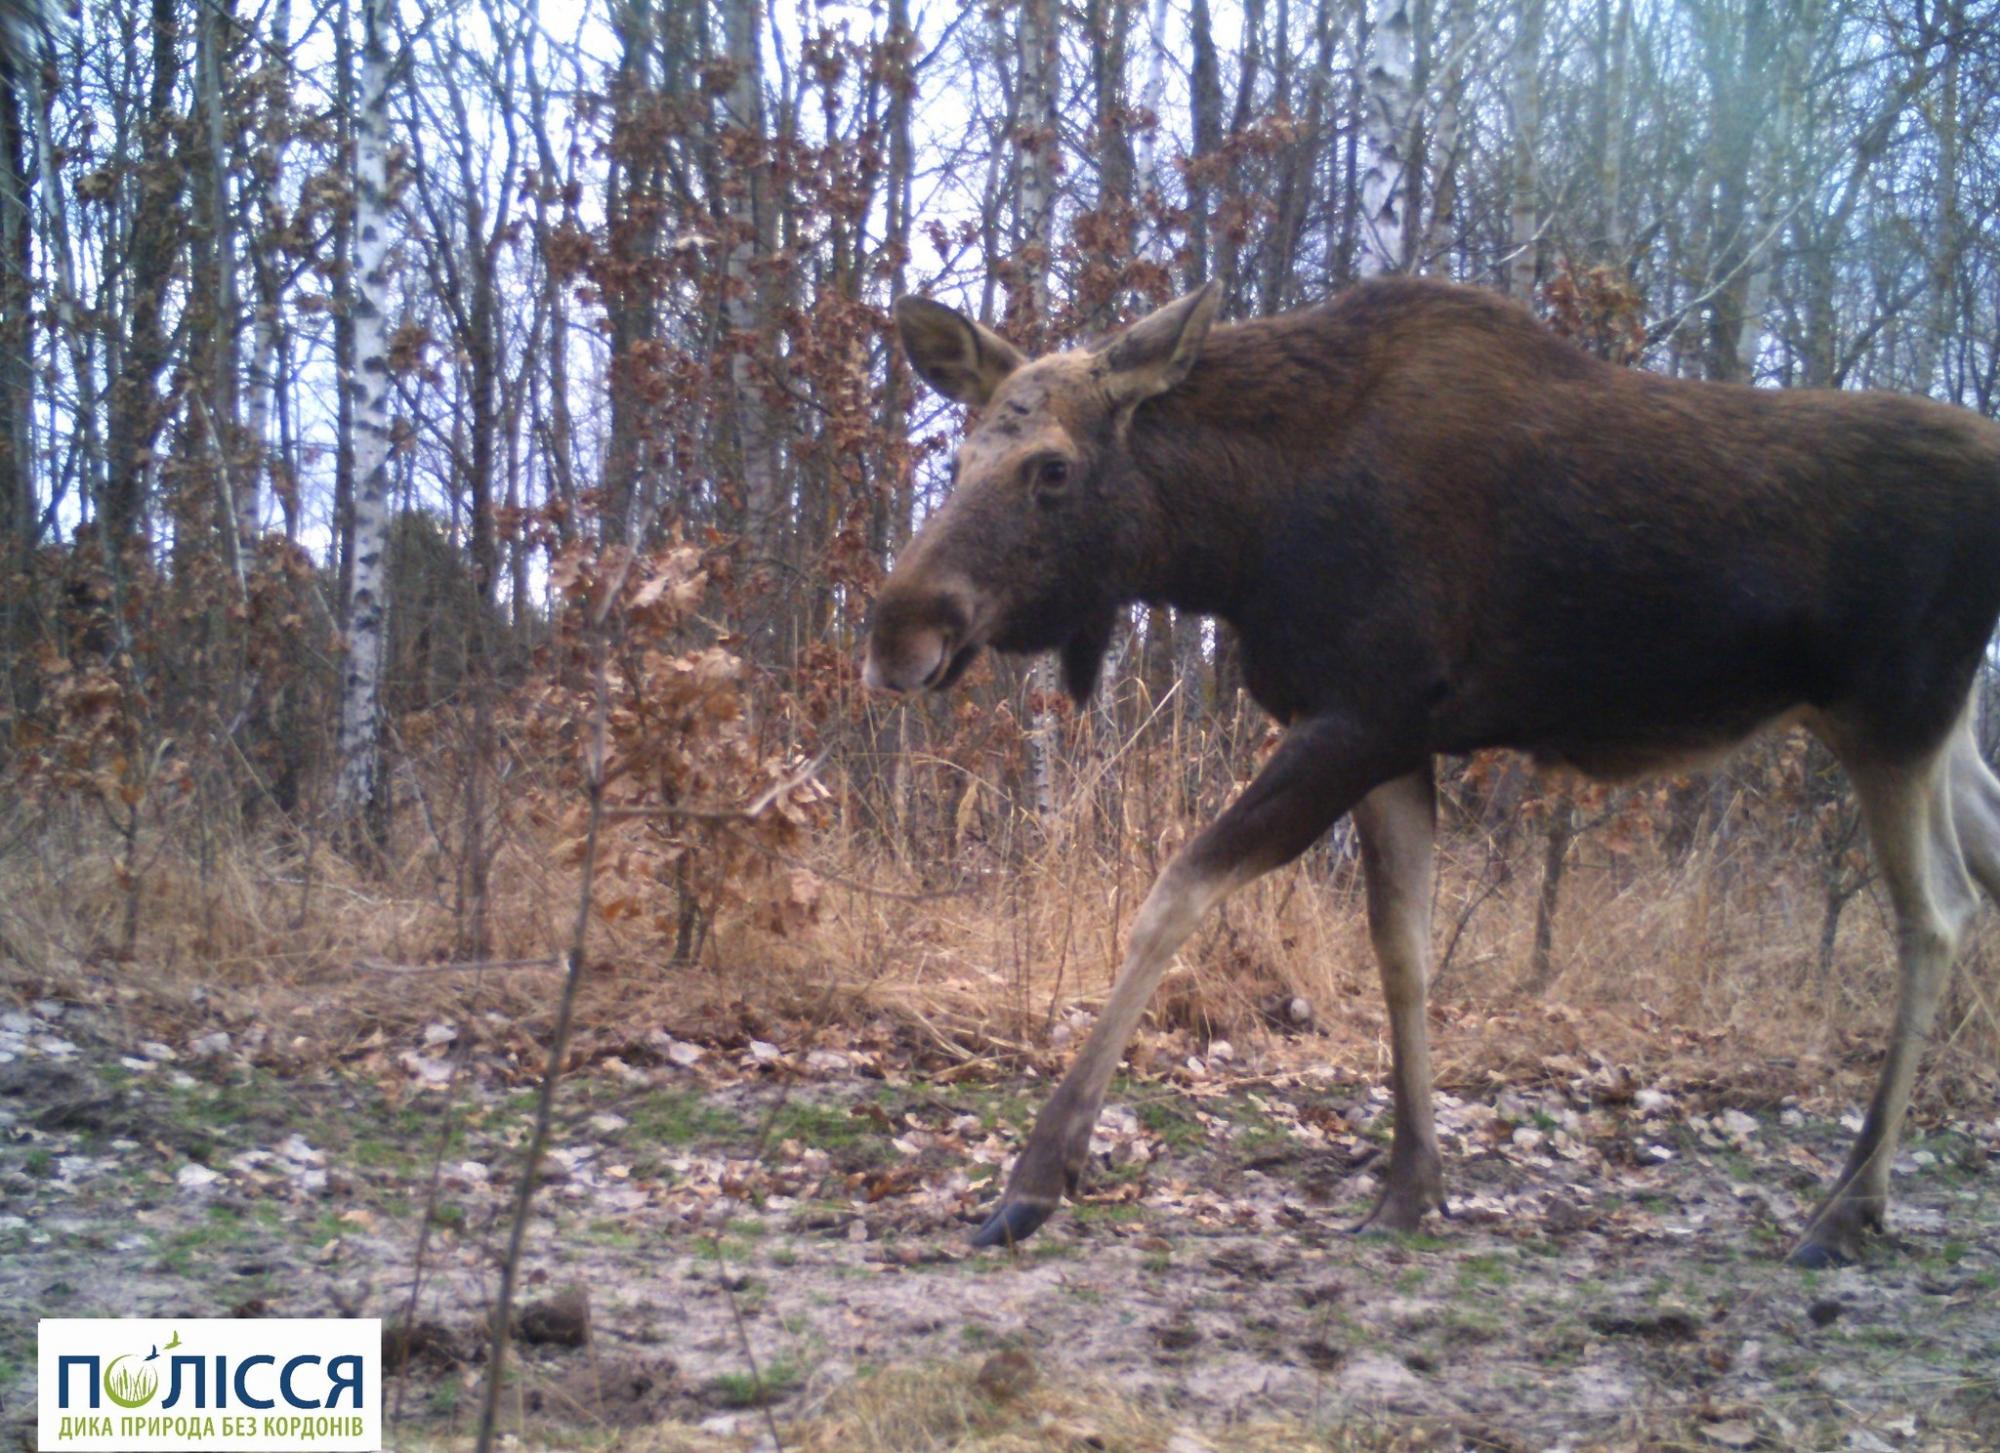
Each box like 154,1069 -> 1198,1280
1423,0 -> 1471,271
1356,0 -> 1414,277
1525,787 -> 1575,993
1509,0 -> 1543,302
1263,0 -> 1335,310
1017,0 -> 1062,819
333,0 -> 399,848
1596,0 -> 1630,261
1187,0 -> 1222,286
724,0 -> 783,621
243,0 -> 293,542
101,0 -> 182,546
522,21 -> 578,535
1734,0 -> 1806,382
600,0 -> 657,544
333,0 -> 356,609
195,0 -> 246,590
1912,0 -> 1961,399
1138,0 -> 1169,243
0,41 -> 30,562
1699,0 -> 1769,383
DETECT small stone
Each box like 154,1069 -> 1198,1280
1718,1108 -> 1759,1140
1702,1420 -> 1758,1449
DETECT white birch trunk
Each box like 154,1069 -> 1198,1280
333,0 -> 397,829
1018,0 -> 1057,336
1019,0 -> 1061,818
1356,0 -> 1414,277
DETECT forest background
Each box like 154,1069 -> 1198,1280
4,0 -> 2000,1222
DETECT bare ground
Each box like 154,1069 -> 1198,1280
3,996 -> 1998,1453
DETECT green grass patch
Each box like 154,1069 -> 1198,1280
628,1089 -> 746,1147
709,1356 -> 803,1409
1132,1096 -> 1205,1152
1455,1252 -> 1512,1290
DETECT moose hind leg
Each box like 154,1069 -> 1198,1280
1350,767 -> 1446,1232
1792,744 -> 1977,1268
1949,715 -> 2000,904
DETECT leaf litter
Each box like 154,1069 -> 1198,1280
1,995 -> 1997,1450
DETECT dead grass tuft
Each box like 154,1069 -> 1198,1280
3,759 -> 1997,1120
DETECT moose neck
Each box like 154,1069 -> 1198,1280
1123,308 -> 1364,619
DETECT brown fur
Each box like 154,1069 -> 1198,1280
867,277 -> 2000,1265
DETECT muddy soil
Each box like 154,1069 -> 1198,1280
3,998 -> 1997,1451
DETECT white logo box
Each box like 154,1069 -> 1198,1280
39,1319 -> 382,1452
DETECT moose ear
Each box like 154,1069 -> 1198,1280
1102,281 -> 1221,404
1059,605 -> 1118,707
894,297 -> 1026,407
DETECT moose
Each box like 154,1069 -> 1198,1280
863,276 -> 2000,1268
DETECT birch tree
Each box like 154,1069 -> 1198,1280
1357,0 -> 1415,275
1017,0 -> 1062,818
333,0 -> 399,843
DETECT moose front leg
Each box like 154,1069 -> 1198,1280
973,716 -> 1399,1248
1350,767 -> 1447,1232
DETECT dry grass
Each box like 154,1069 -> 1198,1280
3,752 -> 1997,1119
400,1356 -> 1471,1452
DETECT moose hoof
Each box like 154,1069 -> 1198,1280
1789,1193 -> 1883,1269
1786,1240 -> 1853,1271
1352,1181 -> 1445,1236
971,1196 -> 1057,1249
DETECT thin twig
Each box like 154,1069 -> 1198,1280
473,625 -> 611,1453
390,957 -> 492,1427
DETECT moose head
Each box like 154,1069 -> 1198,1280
863,283 -> 1221,706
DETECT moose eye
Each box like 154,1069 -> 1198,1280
1032,457 -> 1071,498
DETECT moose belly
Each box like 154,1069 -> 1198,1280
1530,707 -> 1815,783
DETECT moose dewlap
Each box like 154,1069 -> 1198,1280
865,276 -> 2000,1269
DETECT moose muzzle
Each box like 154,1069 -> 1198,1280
862,582 -> 981,693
